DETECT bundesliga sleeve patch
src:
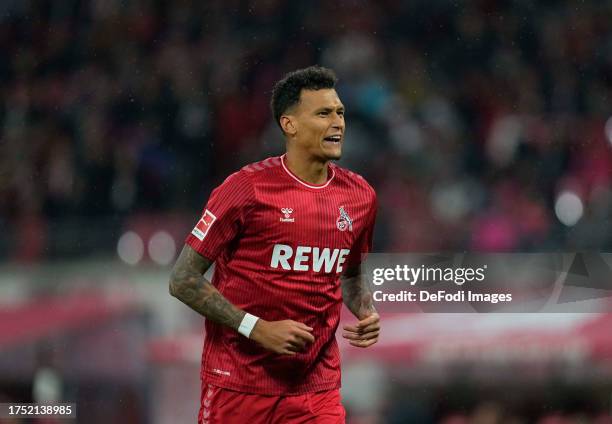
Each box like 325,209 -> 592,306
191,209 -> 217,241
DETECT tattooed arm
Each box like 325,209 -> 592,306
169,244 -> 314,354
341,265 -> 376,319
169,244 -> 245,329
340,265 -> 380,348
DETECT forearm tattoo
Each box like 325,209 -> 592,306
169,246 -> 245,330
341,267 -> 376,319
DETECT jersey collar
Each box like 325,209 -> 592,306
280,154 -> 335,190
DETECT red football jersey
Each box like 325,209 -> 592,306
185,155 -> 377,395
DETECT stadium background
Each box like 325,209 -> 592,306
1,0 -> 612,422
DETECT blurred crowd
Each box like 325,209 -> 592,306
378,384 -> 612,424
2,0 -> 612,260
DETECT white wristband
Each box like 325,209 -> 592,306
238,313 -> 260,338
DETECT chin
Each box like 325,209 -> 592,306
320,145 -> 342,161
322,151 -> 341,161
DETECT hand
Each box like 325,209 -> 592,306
342,312 -> 380,348
250,319 -> 315,355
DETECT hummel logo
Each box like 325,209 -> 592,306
280,207 -> 295,222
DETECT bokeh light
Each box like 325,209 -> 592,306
605,116 -> 612,146
148,231 -> 176,266
554,191 -> 584,227
117,231 -> 144,265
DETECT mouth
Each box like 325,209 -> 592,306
322,135 -> 342,144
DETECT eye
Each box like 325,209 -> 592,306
318,111 -> 329,117
337,110 -> 345,117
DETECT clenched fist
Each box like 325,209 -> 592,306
250,319 -> 315,355
342,312 -> 380,348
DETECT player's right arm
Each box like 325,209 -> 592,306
169,244 -> 244,330
169,244 -> 314,355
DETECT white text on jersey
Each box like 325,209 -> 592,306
270,244 -> 350,273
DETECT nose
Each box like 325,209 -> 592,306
332,112 -> 344,130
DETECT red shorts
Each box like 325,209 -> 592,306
198,383 -> 346,424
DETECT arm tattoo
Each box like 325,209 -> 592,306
341,266 -> 376,320
169,245 -> 245,330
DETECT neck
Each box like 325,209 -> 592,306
284,149 -> 329,185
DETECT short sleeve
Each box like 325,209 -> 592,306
345,191 -> 377,270
185,171 -> 254,261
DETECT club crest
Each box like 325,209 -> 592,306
336,206 -> 353,231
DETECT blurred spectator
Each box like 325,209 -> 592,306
1,0 -> 612,260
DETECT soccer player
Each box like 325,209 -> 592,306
169,66 -> 379,424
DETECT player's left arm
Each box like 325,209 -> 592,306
341,188 -> 379,348
340,265 -> 380,348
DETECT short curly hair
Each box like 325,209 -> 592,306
270,66 -> 338,132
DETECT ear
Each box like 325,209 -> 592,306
280,115 -> 297,136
